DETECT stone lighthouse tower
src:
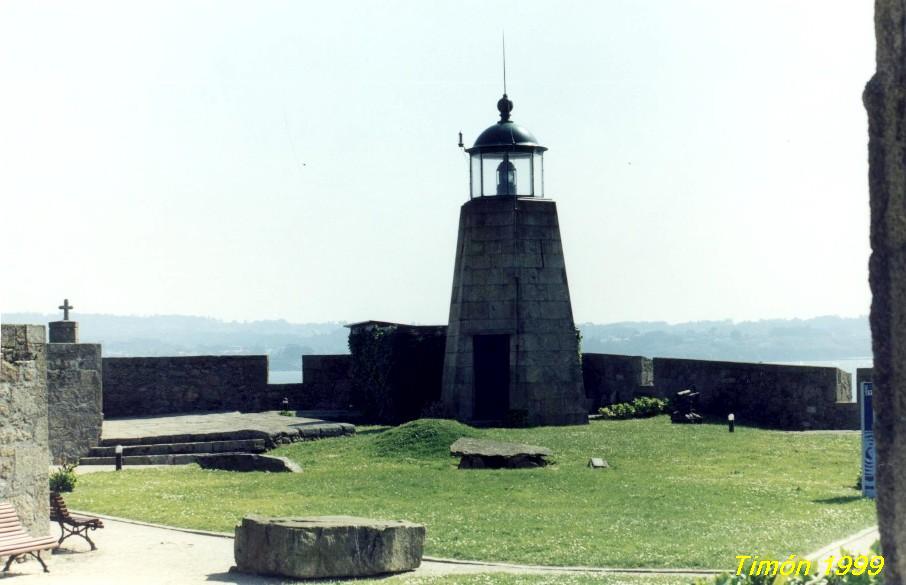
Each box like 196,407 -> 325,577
441,94 -> 588,426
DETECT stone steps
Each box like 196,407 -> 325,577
86,438 -> 267,458
82,416 -> 356,466
98,430 -> 271,448
80,453 -> 214,466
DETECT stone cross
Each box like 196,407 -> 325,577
58,299 -> 73,321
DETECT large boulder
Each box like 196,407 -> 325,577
450,437 -> 552,469
196,453 -> 301,473
234,515 -> 425,579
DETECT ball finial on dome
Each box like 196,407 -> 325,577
497,94 -> 513,122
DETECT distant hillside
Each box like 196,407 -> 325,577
2,313 -> 870,369
578,316 -> 871,362
2,313 -> 350,370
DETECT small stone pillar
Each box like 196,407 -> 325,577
49,298 -> 78,343
48,320 -> 78,343
45,298 -> 102,464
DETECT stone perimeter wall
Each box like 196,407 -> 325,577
255,355 -> 352,412
651,357 -> 855,430
47,343 -> 103,464
100,350 -> 855,430
102,354 -> 353,417
301,355 -> 352,410
582,353 -> 856,430
0,324 -> 50,536
103,355 -> 269,417
582,353 -> 653,410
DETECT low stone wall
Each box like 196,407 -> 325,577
102,355 -> 269,417
302,355 -> 353,410
582,353 -> 653,411
652,357 -> 853,430
258,383 -> 306,411
47,343 -> 103,464
0,324 -> 50,536
831,402 -> 860,431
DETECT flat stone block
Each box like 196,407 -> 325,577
234,515 -> 425,579
450,437 -> 552,469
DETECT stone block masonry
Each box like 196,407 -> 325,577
582,353 -> 653,410
442,197 -> 588,426
48,320 -> 77,343
47,342 -> 103,464
301,355 -> 352,410
651,357 -> 855,430
0,324 -> 50,536
103,355 -> 269,417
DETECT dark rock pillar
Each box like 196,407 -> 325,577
864,1 -> 906,581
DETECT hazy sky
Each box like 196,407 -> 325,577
0,1 -> 875,325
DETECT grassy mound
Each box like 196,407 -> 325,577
372,418 -> 480,459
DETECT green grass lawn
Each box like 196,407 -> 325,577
67,417 -> 876,569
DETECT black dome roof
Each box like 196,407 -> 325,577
465,94 -> 547,154
471,121 -> 544,150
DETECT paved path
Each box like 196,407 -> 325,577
0,514 -> 723,584
806,525 -> 881,576
0,501 -> 876,584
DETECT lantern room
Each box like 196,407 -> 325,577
466,94 -> 547,198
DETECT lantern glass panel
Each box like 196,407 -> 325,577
478,152 -> 535,197
470,154 -> 482,198
480,153 -> 505,196
509,153 -> 532,196
533,152 -> 544,197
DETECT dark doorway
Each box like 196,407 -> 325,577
473,334 -> 510,421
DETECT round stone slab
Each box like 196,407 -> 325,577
234,515 -> 425,579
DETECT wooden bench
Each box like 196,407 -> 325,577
0,502 -> 58,573
50,492 -> 104,550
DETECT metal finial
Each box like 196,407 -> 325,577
497,94 -> 513,122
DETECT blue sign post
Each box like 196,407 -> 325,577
861,382 -> 876,499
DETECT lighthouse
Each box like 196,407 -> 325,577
440,94 -> 588,426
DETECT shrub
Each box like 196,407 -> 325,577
598,397 -> 668,420
633,397 -> 669,417
49,463 -> 78,493
599,402 -> 637,419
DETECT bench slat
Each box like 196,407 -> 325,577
0,535 -> 43,548
0,540 -> 58,556
0,500 -> 59,561
0,534 -> 57,548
